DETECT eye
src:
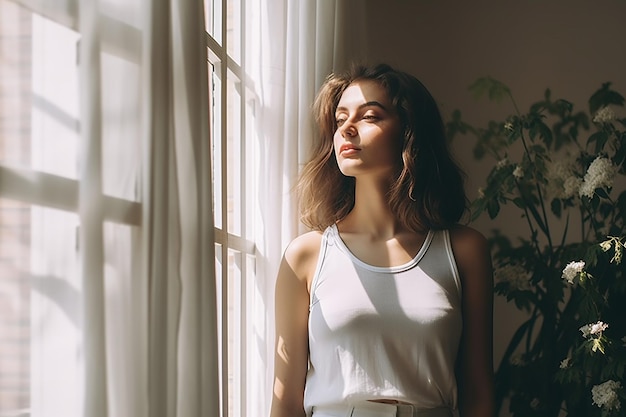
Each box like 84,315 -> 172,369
363,114 -> 379,121
335,117 -> 347,127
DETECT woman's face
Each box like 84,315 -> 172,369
333,79 -> 403,179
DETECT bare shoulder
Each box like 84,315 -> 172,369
448,225 -> 492,284
449,225 -> 489,258
283,230 -> 324,265
282,230 -> 324,288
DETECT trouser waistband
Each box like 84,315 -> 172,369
311,401 -> 454,417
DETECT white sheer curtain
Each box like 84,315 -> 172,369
0,0 -> 362,415
1,1 -> 217,417
249,0 -> 363,415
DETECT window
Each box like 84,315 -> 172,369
1,0 -> 265,415
0,1 -> 141,415
0,4 -> 83,414
206,1 -> 258,416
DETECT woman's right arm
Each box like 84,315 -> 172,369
270,233 -> 321,417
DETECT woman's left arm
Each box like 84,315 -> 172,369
450,226 -> 495,417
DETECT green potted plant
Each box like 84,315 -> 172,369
447,78 -> 626,416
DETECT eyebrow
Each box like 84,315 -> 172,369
335,101 -> 389,113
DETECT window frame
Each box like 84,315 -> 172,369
206,1 -> 258,416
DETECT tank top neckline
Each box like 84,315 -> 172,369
329,223 -> 434,273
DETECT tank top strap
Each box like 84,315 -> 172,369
309,226 -> 333,310
424,229 -> 462,302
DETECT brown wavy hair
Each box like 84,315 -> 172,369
297,63 -> 467,232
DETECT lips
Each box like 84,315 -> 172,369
339,143 -> 361,155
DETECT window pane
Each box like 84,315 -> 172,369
0,198 -> 82,417
103,221 -> 142,417
209,62 -> 224,229
215,242 -> 226,415
226,0 -> 241,64
30,13 -> 80,179
227,69 -> 242,236
0,198 -> 30,412
227,248 -> 243,417
244,84 -> 257,240
0,3 -> 80,179
206,0 -> 223,44
0,1 -> 31,170
101,52 -> 141,202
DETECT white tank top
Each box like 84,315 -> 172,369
304,224 -> 462,415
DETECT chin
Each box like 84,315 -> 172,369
337,163 -> 362,177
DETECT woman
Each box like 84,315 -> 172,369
270,64 -> 494,417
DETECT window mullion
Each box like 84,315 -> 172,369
219,0 -> 229,416
0,164 -> 140,225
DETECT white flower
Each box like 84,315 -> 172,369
546,160 -> 581,199
504,121 -> 514,131
580,321 -> 609,338
496,158 -> 508,169
477,187 -> 485,198
563,176 -> 582,199
562,260 -> 585,284
495,264 -> 530,291
513,165 -> 524,179
593,106 -> 616,124
600,240 -> 613,252
592,380 -> 622,411
601,236 -> 626,264
560,357 -> 571,369
579,156 -> 617,199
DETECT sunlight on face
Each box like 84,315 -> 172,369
333,80 -> 402,178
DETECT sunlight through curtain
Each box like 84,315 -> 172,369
250,0 -> 357,414
0,0 -> 217,416
0,0 -> 361,415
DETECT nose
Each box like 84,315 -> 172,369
338,120 -> 357,137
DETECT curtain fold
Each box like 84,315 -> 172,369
142,1 -> 218,417
77,0 -> 108,416
252,0 -> 345,414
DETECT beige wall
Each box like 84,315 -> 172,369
335,0 -> 626,382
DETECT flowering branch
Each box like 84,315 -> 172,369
447,79 -> 626,417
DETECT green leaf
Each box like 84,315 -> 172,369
470,198 -> 487,221
596,188 -> 610,199
613,140 -> 626,166
585,246 -> 599,268
513,197 -> 527,209
551,199 -> 562,218
530,120 -> 553,145
468,77 -> 512,103
589,82 -> 625,115
524,199 -> 550,237
587,131 -> 609,154
487,198 -> 501,219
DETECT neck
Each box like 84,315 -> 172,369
340,176 -> 404,239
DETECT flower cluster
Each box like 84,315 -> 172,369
600,236 -> 626,264
591,380 -> 622,411
545,160 -> 581,200
495,264 -> 531,291
561,260 -> 585,284
579,156 -> 618,199
579,321 -> 608,338
593,106 -> 616,124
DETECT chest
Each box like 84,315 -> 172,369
338,233 -> 427,268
